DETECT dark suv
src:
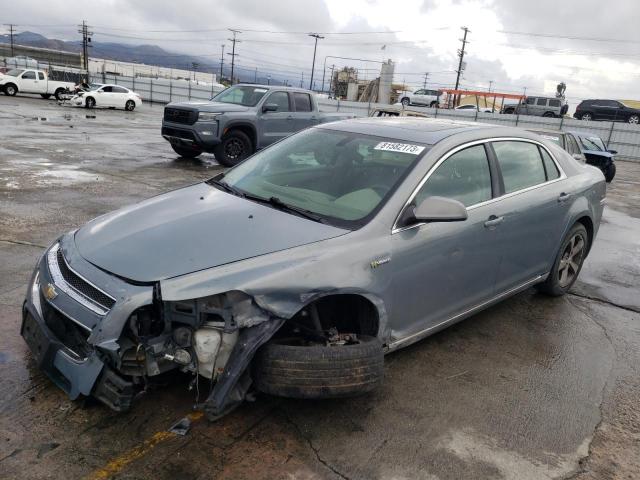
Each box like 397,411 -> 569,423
574,100 -> 640,124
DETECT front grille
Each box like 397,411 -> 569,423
164,107 -> 197,125
41,296 -> 91,359
161,126 -> 196,141
56,249 -> 116,310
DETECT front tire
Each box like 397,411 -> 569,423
171,144 -> 202,158
85,97 -> 96,108
580,112 -> 593,121
125,100 -> 136,111
253,335 -> 384,399
401,97 -> 410,107
4,84 -> 17,96
537,224 -> 589,296
604,163 -> 616,183
628,114 -> 639,124
213,130 -> 253,167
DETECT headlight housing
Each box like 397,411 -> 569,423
198,112 -> 222,122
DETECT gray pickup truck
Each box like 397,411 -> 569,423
162,84 -> 355,166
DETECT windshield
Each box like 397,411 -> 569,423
220,128 -> 427,228
212,85 -> 269,106
5,69 -> 24,77
578,135 -> 606,152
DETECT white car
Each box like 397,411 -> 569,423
398,88 -> 440,107
71,84 -> 142,111
455,104 -> 494,113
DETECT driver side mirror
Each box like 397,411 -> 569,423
262,103 -> 278,113
399,196 -> 468,227
608,149 -> 618,154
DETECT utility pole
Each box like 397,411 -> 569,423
454,26 -> 470,106
300,71 -> 304,88
219,44 -> 225,82
423,72 -> 429,89
191,62 -> 199,81
488,80 -> 493,92
254,67 -> 257,83
308,33 -> 324,90
267,74 -> 271,86
5,24 -> 15,57
77,21 -> 93,72
328,64 -> 335,96
227,29 -> 241,85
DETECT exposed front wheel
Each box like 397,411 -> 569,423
604,163 -> 616,183
628,114 -> 639,124
213,130 -> 253,167
125,100 -> 136,111
401,97 -> 410,106
4,84 -> 17,96
85,97 -> 96,108
537,224 -> 589,296
580,112 -> 593,121
253,335 -> 384,399
171,144 -> 202,158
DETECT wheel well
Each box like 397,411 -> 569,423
5,82 -> 17,91
283,294 -> 380,337
575,216 -> 594,253
226,124 -> 256,150
55,87 -> 65,93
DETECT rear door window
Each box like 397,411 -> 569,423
415,145 -> 492,207
293,93 -> 312,112
525,97 -> 536,105
540,148 -> 560,179
536,98 -> 547,106
492,141 -> 547,193
549,99 -> 561,108
112,86 -> 128,93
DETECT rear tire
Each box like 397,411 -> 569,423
253,335 -> 384,399
171,144 -> 202,158
125,100 -> 136,111
542,111 -> 555,117
213,129 -> 253,167
41,94 -> 52,99
605,163 -> 616,183
54,88 -> 66,101
537,223 -> 589,296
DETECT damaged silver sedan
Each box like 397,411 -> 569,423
21,118 -> 606,418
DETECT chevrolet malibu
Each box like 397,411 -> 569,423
21,118 -> 606,418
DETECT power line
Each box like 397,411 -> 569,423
498,29 -> 640,45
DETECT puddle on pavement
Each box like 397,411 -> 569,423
3,157 -> 102,189
33,169 -> 101,186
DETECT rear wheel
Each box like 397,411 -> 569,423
542,111 -> 555,117
537,224 -> 589,296
253,335 -> 384,399
171,144 -> 202,158
213,129 -> 253,167
125,100 -> 136,111
85,97 -> 96,108
54,88 -> 66,101
40,94 -> 52,99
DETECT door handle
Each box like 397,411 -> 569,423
558,192 -> 572,203
286,115 -> 294,120
484,215 -> 504,228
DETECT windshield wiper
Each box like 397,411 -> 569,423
206,178 -> 245,198
243,193 -> 325,223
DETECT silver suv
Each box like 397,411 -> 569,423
503,96 -> 568,118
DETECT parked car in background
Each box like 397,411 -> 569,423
161,84 -> 355,166
0,68 -> 75,100
21,118 -> 605,416
70,84 -> 141,111
574,100 -> 640,124
528,129 -> 616,182
455,104 -> 494,113
370,106 -> 429,117
502,96 -> 568,117
398,88 -> 440,107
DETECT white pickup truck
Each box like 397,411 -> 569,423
0,68 -> 76,100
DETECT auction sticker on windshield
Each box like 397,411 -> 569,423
374,142 -> 425,155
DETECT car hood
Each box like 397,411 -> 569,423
74,183 -> 348,282
582,149 -> 614,158
167,101 -> 249,113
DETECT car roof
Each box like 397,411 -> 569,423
234,83 -> 313,93
319,117 -> 540,145
98,84 -> 128,89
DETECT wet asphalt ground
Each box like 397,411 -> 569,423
0,95 -> 639,480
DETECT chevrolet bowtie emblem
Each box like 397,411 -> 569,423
43,283 -> 58,301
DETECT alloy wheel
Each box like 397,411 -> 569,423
224,138 -> 245,159
557,233 -> 586,288
629,115 -> 639,124
581,113 -> 592,121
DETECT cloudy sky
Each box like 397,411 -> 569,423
4,0 -> 640,102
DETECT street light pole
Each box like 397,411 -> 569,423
308,33 -> 324,91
